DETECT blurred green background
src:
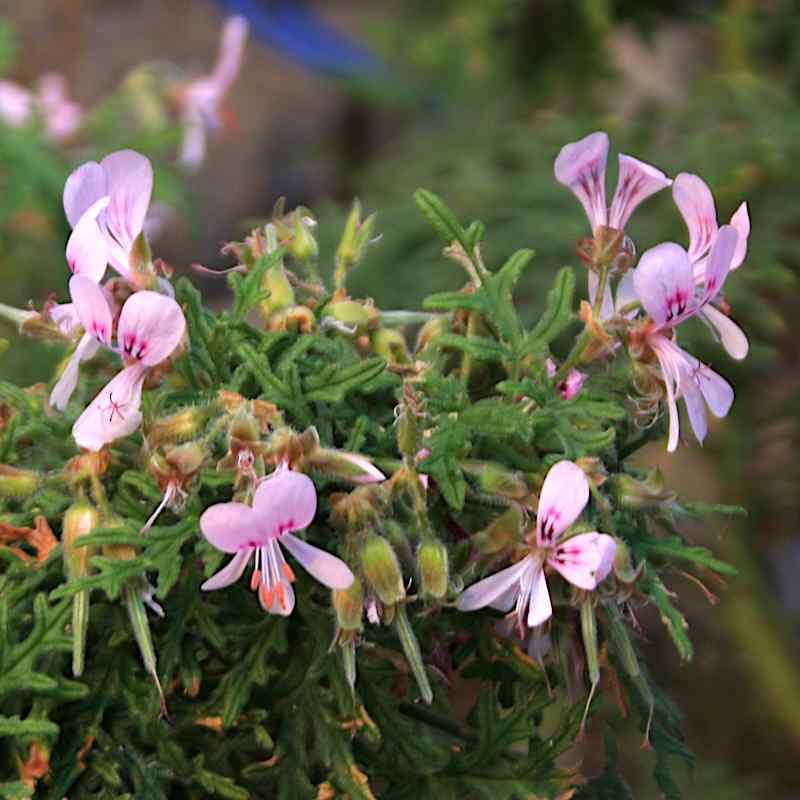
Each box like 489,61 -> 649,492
1,1 -> 799,796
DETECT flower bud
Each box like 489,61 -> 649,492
415,316 -> 448,353
360,535 -> 405,605
333,577 -> 364,632
473,504 -> 524,555
306,448 -> 385,485
336,199 -> 376,272
62,501 -> 100,580
613,470 -> 676,511
0,465 -> 38,499
267,305 -> 316,333
148,406 -> 207,448
371,328 -> 411,365
287,210 -> 319,263
613,539 -> 644,585
322,300 -> 371,336
463,461 -> 529,501
259,263 -> 295,317
417,540 -> 449,599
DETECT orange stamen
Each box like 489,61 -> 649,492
281,562 -> 296,582
258,584 -> 274,608
275,582 -> 287,610
250,568 -> 262,591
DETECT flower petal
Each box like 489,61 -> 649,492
201,549 -> 252,590
701,305 -> 749,360
527,567 -> 553,628
200,502 -> 260,553
100,150 -> 153,252
608,154 -> 671,231
179,114 -> 208,172
673,173 -> 718,263
252,468 -> 317,535
650,334 -> 684,452
614,270 -> 639,317
694,362 -> 734,419
536,460 -> 589,547
700,224 -> 737,305
117,290 -> 186,366
65,197 -> 110,282
209,16 -> 249,101
69,275 -> 113,347
259,579 -> 295,616
633,242 -> 696,328
729,202 -> 750,270
548,532 -> 617,590
681,371 -> 708,445
554,131 -> 609,232
281,533 -> 354,590
0,80 -> 32,127
72,363 -> 147,451
63,161 -> 107,229
456,555 -> 533,612
50,332 -> 100,411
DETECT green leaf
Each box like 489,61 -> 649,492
643,570 -> 693,661
303,356 -> 386,403
637,536 -> 737,576
435,333 -> 512,362
525,266 -> 576,349
0,714 -> 59,737
413,188 -> 467,247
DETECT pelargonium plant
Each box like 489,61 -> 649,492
0,133 -> 747,798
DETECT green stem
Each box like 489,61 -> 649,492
554,329 -> 591,384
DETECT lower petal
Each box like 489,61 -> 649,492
456,556 -> 532,612
50,333 -> 100,411
201,550 -> 252,591
72,363 -> 147,451
281,533 -> 354,590
527,567 -> 552,628
259,579 -> 295,616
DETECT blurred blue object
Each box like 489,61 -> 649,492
213,0 -> 387,78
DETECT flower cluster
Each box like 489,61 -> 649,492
555,130 -> 749,451
0,130 -> 752,797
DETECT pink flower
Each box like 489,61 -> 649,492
177,16 -> 248,171
37,72 -> 83,143
632,229 -> 739,451
545,357 -> 587,400
0,80 -> 33,127
200,467 -> 354,616
672,173 -> 750,359
63,150 -> 154,285
69,281 -> 186,450
554,131 -> 671,316
457,461 -> 615,632
0,75 -> 82,142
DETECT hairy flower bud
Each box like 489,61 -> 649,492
322,300 -> 371,336
260,263 -> 295,317
332,577 -> 364,632
148,406 -> 207,448
360,535 -> 405,605
463,461 -> 529,501
417,540 -> 449,599
613,539 -> 644,585
613,469 -> 676,511
473,504 -> 525,555
62,501 -> 100,580
371,328 -> 411,365
336,199 -> 376,273
306,448 -> 385,484
0,465 -> 38,499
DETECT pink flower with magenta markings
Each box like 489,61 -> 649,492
631,227 -> 739,451
176,16 -> 248,171
545,357 -> 587,400
200,466 -> 354,616
65,278 -> 185,450
63,150 -> 154,286
672,173 -> 750,359
555,131 -> 671,317
457,461 -> 615,632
